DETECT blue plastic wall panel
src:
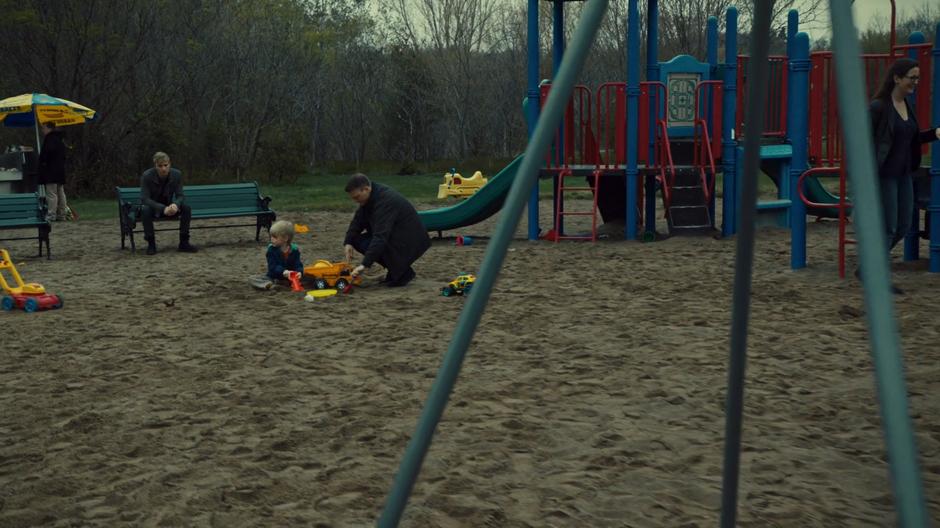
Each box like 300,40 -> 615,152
658,54 -> 712,138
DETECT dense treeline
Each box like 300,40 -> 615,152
0,0 -> 932,195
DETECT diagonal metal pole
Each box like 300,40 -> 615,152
719,1 -> 774,526
828,2 -> 928,526
376,0 -> 610,525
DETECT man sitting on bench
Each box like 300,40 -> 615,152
140,151 -> 198,255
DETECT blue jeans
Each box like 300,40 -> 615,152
880,171 -> 914,251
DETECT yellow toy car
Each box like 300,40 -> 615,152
303,260 -> 363,291
441,273 -> 475,297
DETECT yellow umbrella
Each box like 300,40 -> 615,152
0,93 -> 97,153
0,93 -> 96,127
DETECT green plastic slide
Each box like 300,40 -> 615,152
418,155 -> 525,232
759,144 -> 845,218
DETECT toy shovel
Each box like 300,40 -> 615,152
288,271 -> 304,292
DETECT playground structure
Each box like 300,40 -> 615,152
436,169 -> 488,200
383,2 -> 933,527
0,248 -> 62,312
530,0 -> 939,275
414,0 -> 940,276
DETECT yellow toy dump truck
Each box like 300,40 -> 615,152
303,260 -> 363,291
437,169 -> 487,199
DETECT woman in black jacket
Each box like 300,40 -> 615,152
867,58 -> 940,292
37,121 -> 70,221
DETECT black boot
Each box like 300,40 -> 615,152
146,238 -> 157,255
178,239 -> 198,253
385,267 -> 416,287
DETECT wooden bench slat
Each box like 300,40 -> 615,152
0,192 -> 51,258
0,218 -> 45,226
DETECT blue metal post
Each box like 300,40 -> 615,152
552,0 -> 566,237
780,9 -> 799,230
904,32 -> 926,260
707,16 -> 718,70
932,24 -> 940,272
553,0 -> 565,74
721,7 -> 738,236
787,10 -> 798,63
904,31 -> 924,260
788,33 -> 810,269
644,0 -> 659,237
706,16 -> 719,225
625,0 -> 640,239
526,0 -> 541,240
377,2 -> 611,524
828,3 -> 929,525
719,1 -> 774,524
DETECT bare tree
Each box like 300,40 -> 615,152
383,0 -> 502,159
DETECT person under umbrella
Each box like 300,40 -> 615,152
37,121 -> 72,221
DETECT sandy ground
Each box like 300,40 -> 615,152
2,199 -> 939,527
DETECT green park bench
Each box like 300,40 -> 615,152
0,192 -> 52,259
116,182 -> 276,251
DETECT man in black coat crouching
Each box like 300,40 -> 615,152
344,173 -> 430,287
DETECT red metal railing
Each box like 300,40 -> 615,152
593,81 -> 668,169
808,49 -> 933,166
798,167 -> 854,277
736,55 -> 788,138
595,82 -> 626,169
694,80 -> 722,204
693,119 -> 716,205
540,83 -> 594,169
695,80 -> 723,158
640,81 -> 668,168
655,120 -> 676,209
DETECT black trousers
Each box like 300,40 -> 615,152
141,203 -> 192,243
349,234 -> 413,281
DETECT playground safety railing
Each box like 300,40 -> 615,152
640,81 -> 668,168
798,166 -> 854,278
809,52 -> 842,167
694,80 -> 723,159
736,55 -> 788,139
694,80 -> 723,205
593,81 -> 668,170
808,49 -> 932,167
594,81 -> 626,168
693,118 -> 717,205
540,83 -> 594,169
655,119 -> 676,210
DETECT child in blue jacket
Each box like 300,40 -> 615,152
250,220 -> 304,289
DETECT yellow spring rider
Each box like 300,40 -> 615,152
437,169 -> 487,199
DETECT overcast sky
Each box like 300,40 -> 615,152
823,0 -> 933,32
787,0 -> 935,42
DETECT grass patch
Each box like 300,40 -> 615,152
70,158 -> 553,221
71,168 -> 786,223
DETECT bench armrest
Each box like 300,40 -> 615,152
38,195 -> 50,221
120,201 -> 140,230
